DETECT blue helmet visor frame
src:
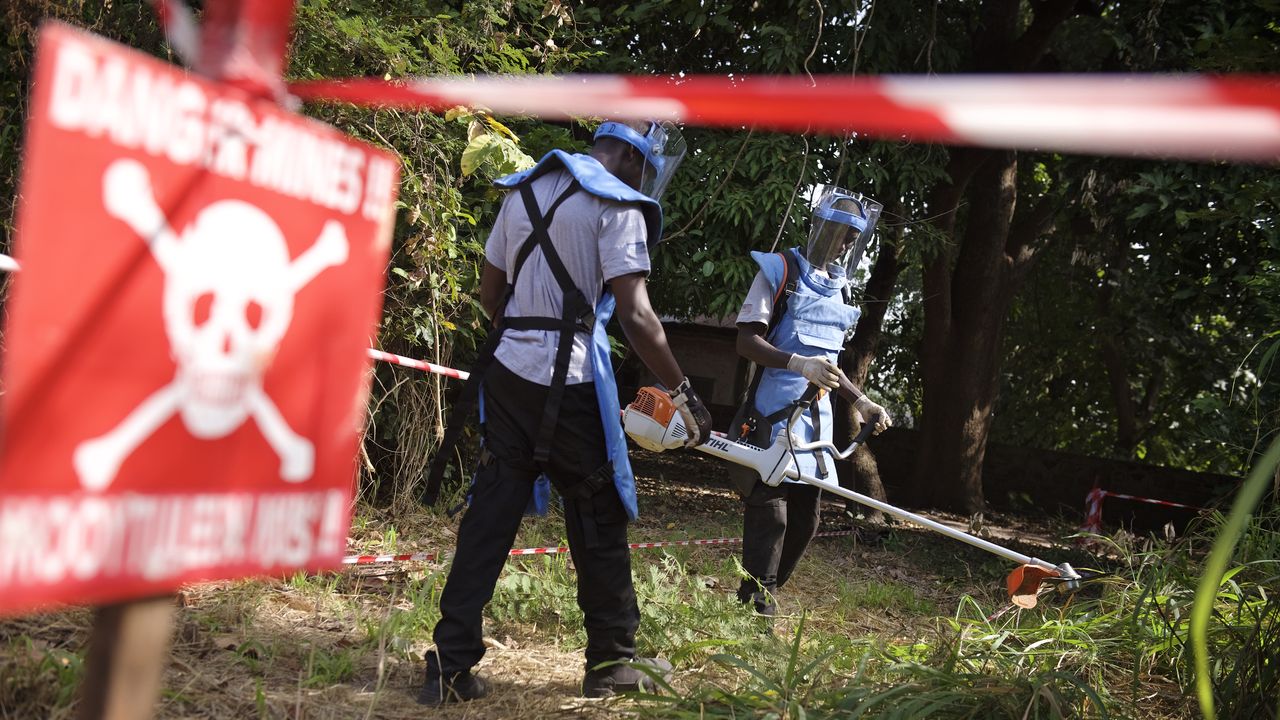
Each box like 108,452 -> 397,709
806,185 -> 883,277
593,120 -> 687,201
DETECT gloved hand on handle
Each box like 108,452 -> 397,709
854,395 -> 892,435
668,378 -> 713,447
787,353 -> 841,390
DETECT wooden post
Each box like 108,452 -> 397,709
78,596 -> 176,720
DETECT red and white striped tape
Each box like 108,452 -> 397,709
1095,490 -> 1209,513
1080,487 -> 1105,534
366,348 -> 469,380
290,74 -> 1280,163
1079,487 -> 1210,537
342,530 -> 857,566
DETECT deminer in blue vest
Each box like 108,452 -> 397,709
727,185 -> 893,617
419,120 -> 713,705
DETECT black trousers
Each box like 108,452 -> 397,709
429,362 -> 638,676
736,481 -> 821,614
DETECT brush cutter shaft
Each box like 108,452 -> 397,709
781,404 -> 1059,572
785,471 -> 1059,573
619,386 -> 1073,581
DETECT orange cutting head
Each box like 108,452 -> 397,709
1006,565 -> 1061,609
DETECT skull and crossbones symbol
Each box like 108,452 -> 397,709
73,159 -> 349,491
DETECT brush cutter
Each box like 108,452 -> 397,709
623,386 -> 1083,608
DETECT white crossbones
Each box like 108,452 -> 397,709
73,159 -> 348,491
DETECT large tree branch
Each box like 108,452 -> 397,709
951,150 -> 1017,329
1005,192 -> 1058,274
1099,333 -> 1139,452
845,199 -> 905,386
1139,364 -> 1166,424
921,148 -> 987,355
1010,0 -> 1081,71
975,0 -> 1022,69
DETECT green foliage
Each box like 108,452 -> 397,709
1192,437 -> 1280,719
0,633 -> 83,711
489,553 -> 583,636
359,573 -> 443,659
996,157 -> 1280,473
286,0 -> 597,505
839,578 -> 937,615
970,0 -> 1280,472
635,555 -> 764,655
302,645 -> 356,688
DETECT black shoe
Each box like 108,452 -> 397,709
582,657 -> 673,698
737,588 -> 777,617
418,669 -> 490,706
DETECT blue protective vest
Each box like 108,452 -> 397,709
750,248 -> 860,481
486,151 -> 663,519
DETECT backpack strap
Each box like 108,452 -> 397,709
764,250 -> 799,342
729,250 -> 804,442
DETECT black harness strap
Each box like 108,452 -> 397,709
422,180 -> 583,505
516,183 -> 595,463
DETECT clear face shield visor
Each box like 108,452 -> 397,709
805,185 -> 883,276
593,120 -> 687,201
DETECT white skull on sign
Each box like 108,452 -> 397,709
73,159 -> 348,491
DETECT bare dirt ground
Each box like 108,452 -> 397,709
0,450 -> 1119,719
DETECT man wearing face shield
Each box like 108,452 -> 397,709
420,119 -> 712,705
727,185 -> 894,617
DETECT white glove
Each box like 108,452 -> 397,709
854,396 -> 892,435
787,353 -> 841,390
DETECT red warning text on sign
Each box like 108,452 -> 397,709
0,23 -> 399,616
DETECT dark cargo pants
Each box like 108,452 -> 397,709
428,362 -> 638,675
736,481 -> 822,615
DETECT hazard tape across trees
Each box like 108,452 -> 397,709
290,74 -> 1280,163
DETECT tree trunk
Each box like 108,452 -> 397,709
1095,230 -> 1165,457
906,0 -> 1075,513
909,148 -> 989,512
835,202 -> 905,521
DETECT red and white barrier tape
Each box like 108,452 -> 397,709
366,348 -> 469,380
1096,490 -> 1209,513
1079,487 -> 1210,537
342,530 -> 857,566
290,74 -> 1280,162
0,254 -> 19,273
1080,487 -> 1105,534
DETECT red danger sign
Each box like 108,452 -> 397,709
0,24 -> 398,615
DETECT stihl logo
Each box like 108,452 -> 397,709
707,438 -> 733,452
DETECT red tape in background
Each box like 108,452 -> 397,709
290,74 -> 1280,163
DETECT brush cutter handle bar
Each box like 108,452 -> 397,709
784,471 -> 1062,573
783,401 -> 877,462
853,414 -> 879,445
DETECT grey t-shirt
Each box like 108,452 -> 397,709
736,270 -> 774,326
486,168 -> 650,386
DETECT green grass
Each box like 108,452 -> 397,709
4,498 -> 1278,719
839,577 -> 938,615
